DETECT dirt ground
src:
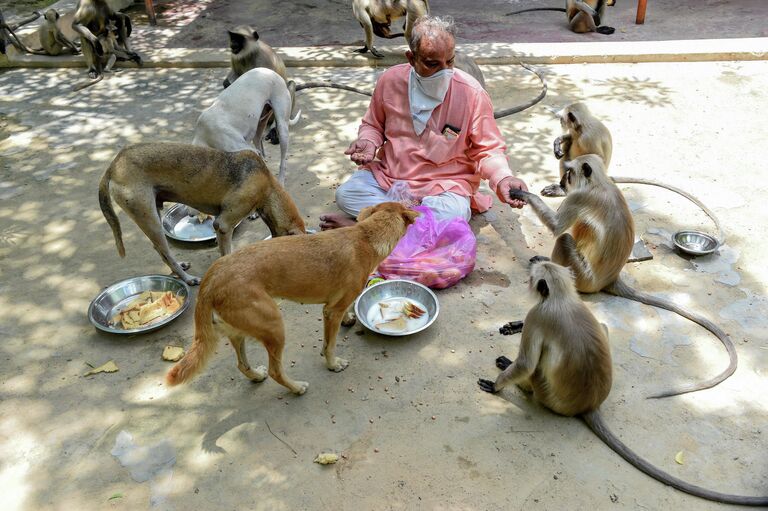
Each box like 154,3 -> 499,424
2,58 -> 768,510
2,1 -> 768,510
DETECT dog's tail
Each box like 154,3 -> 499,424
289,108 -> 302,126
165,278 -> 219,386
98,166 -> 125,258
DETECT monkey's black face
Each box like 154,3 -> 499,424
229,33 -> 245,54
560,168 -> 572,191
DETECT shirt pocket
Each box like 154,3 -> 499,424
421,127 -> 460,165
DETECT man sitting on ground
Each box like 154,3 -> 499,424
320,14 -> 527,230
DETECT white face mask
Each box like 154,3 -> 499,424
413,68 -> 454,101
408,68 -> 454,135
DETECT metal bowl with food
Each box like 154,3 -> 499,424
355,279 -> 439,336
88,275 -> 191,335
161,203 -> 219,242
673,230 -> 719,256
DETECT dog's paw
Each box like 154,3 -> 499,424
341,311 -> 356,327
243,365 -> 267,382
291,381 -> 309,395
327,357 -> 349,372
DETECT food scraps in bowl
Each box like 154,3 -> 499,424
111,291 -> 184,330
367,297 -> 429,334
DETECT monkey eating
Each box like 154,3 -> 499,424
542,102 -> 726,246
352,0 -> 429,58
71,0 -> 142,91
510,154 -> 737,398
542,102 -> 612,197
506,0 -> 617,35
478,259 -> 768,506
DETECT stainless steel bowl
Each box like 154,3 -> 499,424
673,230 -> 719,256
162,203 -> 218,242
88,275 -> 191,334
355,279 -> 439,337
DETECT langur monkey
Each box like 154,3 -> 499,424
478,260 -> 768,506
37,9 -> 80,56
222,25 -> 375,145
352,0 -> 429,58
541,102 -> 611,197
0,8 -> 42,55
509,155 -> 737,398
506,0 -> 617,35
71,0 -> 142,90
542,102 -> 726,245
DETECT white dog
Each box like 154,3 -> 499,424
192,67 -> 299,185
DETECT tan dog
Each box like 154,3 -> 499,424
98,143 -> 305,286
166,202 -> 420,395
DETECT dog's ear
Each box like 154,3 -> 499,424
402,209 -> 420,225
357,205 -> 374,222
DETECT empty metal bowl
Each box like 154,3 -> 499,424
355,279 -> 439,337
673,230 -> 719,256
88,275 -> 191,334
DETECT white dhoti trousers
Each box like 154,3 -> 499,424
335,170 -> 471,222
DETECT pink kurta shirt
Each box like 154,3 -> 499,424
358,63 -> 514,212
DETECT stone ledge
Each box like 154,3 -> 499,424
3,38 -> 767,69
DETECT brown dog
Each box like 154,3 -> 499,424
166,202 -> 420,395
98,143 -> 305,285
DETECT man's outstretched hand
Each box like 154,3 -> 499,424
497,176 -> 529,209
344,139 -> 377,165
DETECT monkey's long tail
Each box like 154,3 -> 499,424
604,278 -> 737,399
295,82 -> 372,97
582,410 -> 768,506
72,75 -> 104,92
166,278 -> 218,386
505,7 -> 567,16
493,62 -> 547,119
97,167 -> 125,258
611,177 -> 725,245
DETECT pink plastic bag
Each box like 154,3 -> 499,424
377,206 -> 476,289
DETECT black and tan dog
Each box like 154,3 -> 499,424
166,202 -> 419,395
98,143 -> 305,285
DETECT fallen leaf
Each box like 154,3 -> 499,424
675,451 -> 684,465
162,346 -> 184,362
313,452 -> 339,465
107,493 -> 123,501
83,360 -> 119,376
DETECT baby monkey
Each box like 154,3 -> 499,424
478,260 -> 768,506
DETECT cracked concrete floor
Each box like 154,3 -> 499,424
1,60 -> 767,510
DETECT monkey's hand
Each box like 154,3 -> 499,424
553,137 -> 565,159
540,183 -> 566,197
499,322 -> 523,335
498,176 -> 529,209
477,379 -> 498,394
344,139 -> 377,165
495,355 -> 514,370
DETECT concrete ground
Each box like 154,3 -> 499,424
1,2 -> 768,511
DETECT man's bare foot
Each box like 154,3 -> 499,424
319,212 -> 356,230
